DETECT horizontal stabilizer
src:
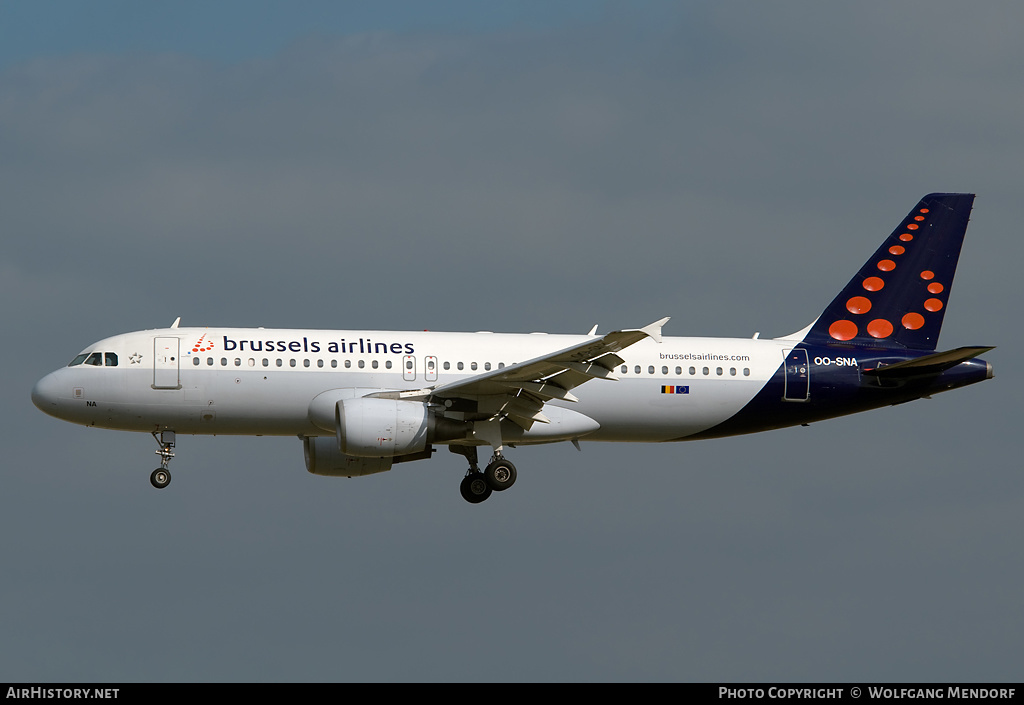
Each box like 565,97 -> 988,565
862,346 -> 994,378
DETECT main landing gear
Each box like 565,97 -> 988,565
150,430 -> 175,489
453,446 -> 517,504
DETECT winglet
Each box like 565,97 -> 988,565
170,317 -> 181,329
639,317 -> 670,344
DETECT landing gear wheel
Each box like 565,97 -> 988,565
484,458 -> 517,492
150,468 -> 171,489
460,473 -> 492,504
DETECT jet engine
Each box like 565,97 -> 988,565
336,397 -> 468,458
303,436 -> 393,477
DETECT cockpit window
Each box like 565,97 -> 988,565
68,351 -> 119,367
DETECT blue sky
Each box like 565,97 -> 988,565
0,1 -> 653,67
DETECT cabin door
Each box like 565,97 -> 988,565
153,337 -> 180,389
783,349 -> 809,401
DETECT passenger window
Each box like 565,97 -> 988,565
276,359 -> 283,367
221,358 -> 227,366
485,362 -> 491,371
358,360 -> 365,369
703,367 -> 709,375
303,359 -> 310,368
689,366 -> 696,375
457,362 -> 464,371
621,365 -> 627,374
371,360 -> 378,369
385,360 -> 392,369
331,360 -> 337,368
85,353 -> 103,366
648,366 -> 655,374
345,360 -> 351,368
443,362 -> 451,370
105,353 -> 118,366
193,357 -> 201,366
207,358 -> 214,366
744,368 -> 750,376
716,367 -> 723,376
290,359 -> 296,367
730,367 -> 736,376
317,359 -> 324,368
263,359 -> 269,367
235,358 -> 241,367
661,366 -> 668,375
634,365 -> 641,374
471,362 -> 478,371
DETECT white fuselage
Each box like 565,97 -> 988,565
33,326 -> 789,443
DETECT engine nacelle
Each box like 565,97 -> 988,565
336,397 -> 469,457
337,397 -> 433,457
303,436 -> 393,477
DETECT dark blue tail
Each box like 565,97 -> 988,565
802,193 -> 975,351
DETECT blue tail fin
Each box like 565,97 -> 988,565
802,193 -> 975,351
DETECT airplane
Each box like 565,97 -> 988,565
32,193 -> 994,503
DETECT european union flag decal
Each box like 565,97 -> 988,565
661,386 -> 689,394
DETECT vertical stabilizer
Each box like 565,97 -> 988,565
801,193 -> 975,351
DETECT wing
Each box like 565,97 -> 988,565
382,318 -> 669,431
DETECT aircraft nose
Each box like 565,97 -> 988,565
31,371 -> 62,415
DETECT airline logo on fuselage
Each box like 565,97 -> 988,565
189,334 -> 215,354
218,336 -> 415,355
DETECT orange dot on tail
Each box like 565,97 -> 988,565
867,319 -> 894,338
889,245 -> 905,255
900,233 -> 914,242
927,282 -> 944,294
914,215 -> 925,221
920,208 -> 929,213
907,223 -> 919,230
846,296 -> 872,314
920,270 -> 934,280
863,277 -> 885,291
924,298 -> 944,312
902,312 -> 925,330
829,320 -> 858,341
877,260 -> 896,271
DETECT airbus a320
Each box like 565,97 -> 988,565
32,194 -> 994,503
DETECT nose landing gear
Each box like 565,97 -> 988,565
150,430 -> 175,489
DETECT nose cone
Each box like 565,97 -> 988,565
31,371 -> 63,417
